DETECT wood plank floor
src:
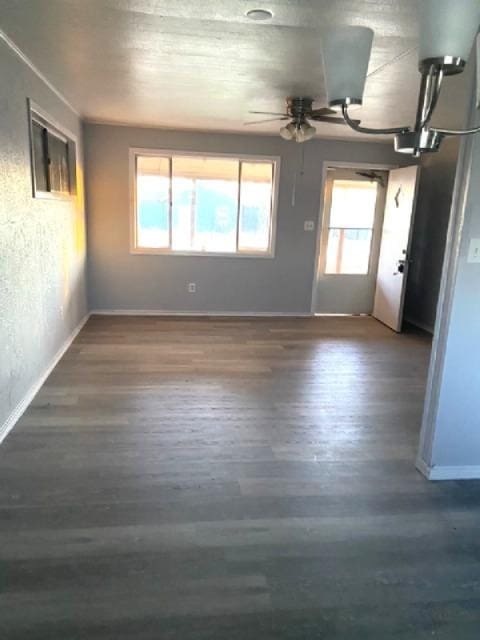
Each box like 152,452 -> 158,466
1,315 -> 480,639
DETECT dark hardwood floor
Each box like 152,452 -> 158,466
1,315 -> 480,639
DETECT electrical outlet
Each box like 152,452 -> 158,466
304,220 -> 315,231
188,282 -> 196,293
467,238 -> 480,263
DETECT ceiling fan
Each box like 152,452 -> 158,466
244,96 -> 360,143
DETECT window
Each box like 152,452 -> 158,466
324,180 -> 378,275
29,103 -> 76,198
132,150 -> 278,256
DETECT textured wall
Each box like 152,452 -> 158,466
0,40 -> 87,434
404,138 -> 460,332
85,123 -> 404,314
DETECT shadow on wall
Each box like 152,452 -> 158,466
404,137 -> 460,333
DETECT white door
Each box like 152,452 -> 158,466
373,166 -> 420,332
313,168 -> 388,314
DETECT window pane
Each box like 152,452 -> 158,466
32,122 -> 48,193
238,162 -> 273,252
136,156 -> 170,248
329,180 -> 377,228
48,131 -> 70,194
172,156 -> 239,253
325,228 -> 372,274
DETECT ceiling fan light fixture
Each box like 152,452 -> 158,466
279,122 -> 296,140
321,26 -> 374,110
246,9 -> 273,21
297,122 -> 316,142
419,0 -> 480,74
280,121 -> 316,143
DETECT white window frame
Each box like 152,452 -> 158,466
27,99 -> 77,201
129,147 -> 280,258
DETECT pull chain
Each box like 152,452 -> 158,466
291,144 -> 306,207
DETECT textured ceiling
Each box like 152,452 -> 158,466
0,0 -> 472,139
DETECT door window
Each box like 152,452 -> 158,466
324,179 -> 378,275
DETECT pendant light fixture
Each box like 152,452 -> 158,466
321,0 -> 480,156
321,26 -> 374,111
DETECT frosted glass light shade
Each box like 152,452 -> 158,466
280,122 -> 316,142
419,0 -> 480,63
321,26 -> 374,108
280,123 -> 295,140
296,123 -> 316,142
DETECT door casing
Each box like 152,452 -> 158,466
310,161 -> 398,315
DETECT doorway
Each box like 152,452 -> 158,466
312,167 -> 388,315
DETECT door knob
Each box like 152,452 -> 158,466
393,258 -> 407,275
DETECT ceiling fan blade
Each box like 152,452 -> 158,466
244,117 -> 289,125
311,116 -> 361,126
310,107 -> 338,117
248,110 -> 288,117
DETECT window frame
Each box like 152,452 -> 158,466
27,99 -> 77,201
129,147 -> 280,258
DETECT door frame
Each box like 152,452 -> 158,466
310,161 -> 399,315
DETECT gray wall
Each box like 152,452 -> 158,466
0,39 -> 87,435
404,60 -> 471,335
428,97 -> 480,470
416,55 -> 480,475
404,137 -> 459,332
85,123 -> 403,314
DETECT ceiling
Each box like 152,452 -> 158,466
0,0 -> 471,140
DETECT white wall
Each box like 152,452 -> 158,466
0,38 -> 88,437
85,123 -> 403,314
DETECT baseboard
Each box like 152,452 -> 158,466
90,309 -> 312,318
415,456 -> 432,479
0,312 -> 90,445
416,456 -> 480,480
404,315 -> 434,335
429,466 -> 480,480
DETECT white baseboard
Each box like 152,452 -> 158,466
90,309 -> 312,318
415,456 -> 432,479
429,466 -> 480,480
0,313 -> 90,445
416,456 -> 480,480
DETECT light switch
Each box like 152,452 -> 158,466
304,220 -> 315,231
467,238 -> 480,263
